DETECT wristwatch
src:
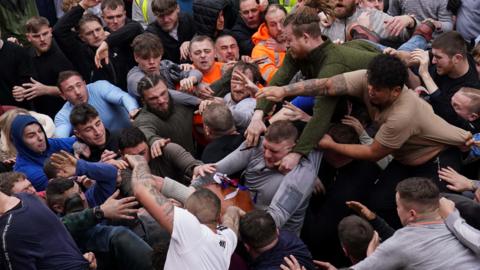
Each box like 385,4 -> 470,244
93,206 -> 104,220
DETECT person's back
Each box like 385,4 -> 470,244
164,207 -> 237,270
0,193 -> 88,269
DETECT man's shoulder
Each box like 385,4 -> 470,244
134,108 -> 156,122
88,80 -> 115,90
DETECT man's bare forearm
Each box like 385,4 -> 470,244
284,75 -> 348,97
222,207 -> 241,237
130,156 -> 174,231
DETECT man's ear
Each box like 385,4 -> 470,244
26,33 -> 33,43
408,209 -> 417,222
468,112 -> 479,122
59,91 -> 66,100
452,53 -> 464,65
73,128 -> 80,139
78,32 -> 86,43
302,32 -> 310,43
392,86 -> 402,98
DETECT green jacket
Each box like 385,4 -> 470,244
0,1 -> 38,45
62,208 -> 98,235
257,39 -> 380,155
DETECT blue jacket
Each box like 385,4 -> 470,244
54,80 -> 139,138
76,159 -> 117,207
12,115 -> 75,191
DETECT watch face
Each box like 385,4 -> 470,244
94,207 -> 104,219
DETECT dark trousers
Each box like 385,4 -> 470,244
301,160 -> 380,267
367,147 -> 462,229
77,225 -> 153,270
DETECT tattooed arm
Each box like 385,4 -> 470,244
125,155 -> 175,234
221,206 -> 245,237
255,74 -> 350,102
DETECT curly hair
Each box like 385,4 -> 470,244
367,55 -> 408,89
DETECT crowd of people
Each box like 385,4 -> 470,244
1,0 -> 480,269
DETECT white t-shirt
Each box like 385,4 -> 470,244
164,207 -> 237,270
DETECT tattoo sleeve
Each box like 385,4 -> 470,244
283,74 -> 350,97
131,156 -> 174,229
283,78 -> 329,97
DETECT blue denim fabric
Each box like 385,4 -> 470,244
76,225 -> 153,270
364,35 -> 428,52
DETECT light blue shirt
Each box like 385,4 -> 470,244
54,80 -> 139,138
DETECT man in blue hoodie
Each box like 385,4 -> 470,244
11,114 -> 75,191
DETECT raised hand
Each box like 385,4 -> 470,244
180,41 -> 190,61
231,69 -> 260,95
100,149 -> 117,162
100,190 -> 139,220
50,150 -> 78,177
438,166 -> 475,192
179,76 -> 197,93
21,78 -> 51,100
195,83 -> 215,99
83,252 -> 97,270
79,0 -> 101,10
280,255 -> 306,270
94,41 -> 109,68
150,138 -> 171,158
282,101 -> 311,122
384,15 -> 414,37
278,152 -> 302,175
438,197 -> 456,219
244,110 -> 267,147
192,164 -> 217,179
341,115 -> 365,136
346,201 -> 376,221
255,86 -> 286,102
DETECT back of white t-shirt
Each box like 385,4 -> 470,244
164,207 -> 237,270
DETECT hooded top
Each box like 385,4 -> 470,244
193,0 -> 236,38
251,23 -> 286,82
12,115 -> 76,191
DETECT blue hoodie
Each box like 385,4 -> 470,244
12,115 -> 76,191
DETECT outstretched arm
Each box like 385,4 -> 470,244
254,75 -> 349,102
126,155 -> 174,234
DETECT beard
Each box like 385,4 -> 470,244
335,3 -> 356,19
147,95 -> 174,120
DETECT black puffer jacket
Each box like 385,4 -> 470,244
193,0 -> 236,38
